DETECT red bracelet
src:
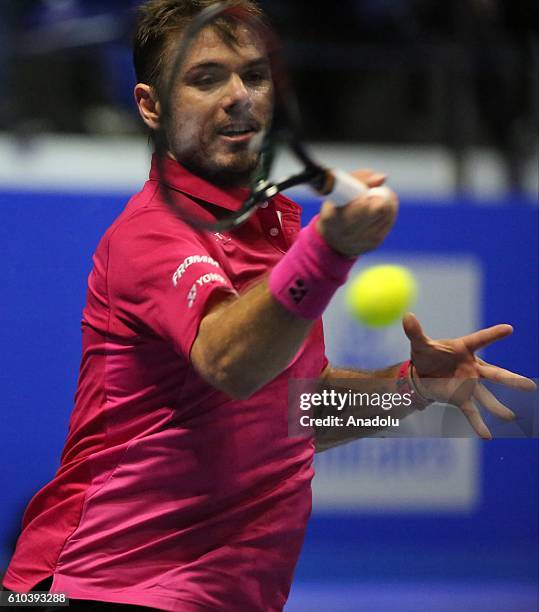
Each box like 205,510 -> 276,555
396,360 -> 431,411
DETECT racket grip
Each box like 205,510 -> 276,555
323,168 -> 391,207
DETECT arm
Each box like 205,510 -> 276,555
191,170 -> 396,399
313,363 -> 424,453
191,188 -> 535,432
191,279 -> 313,399
314,323 -> 538,448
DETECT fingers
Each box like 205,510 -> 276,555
476,359 -> 537,391
460,399 -> 493,440
461,324 -> 513,352
402,312 -> 428,346
366,174 -> 387,188
318,176 -> 398,258
351,169 -> 387,188
473,383 -> 515,420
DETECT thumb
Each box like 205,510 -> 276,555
402,312 -> 428,346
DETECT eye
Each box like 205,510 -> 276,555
192,74 -> 219,89
186,68 -> 226,90
243,68 -> 270,86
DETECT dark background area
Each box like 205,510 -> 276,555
0,0 -> 538,192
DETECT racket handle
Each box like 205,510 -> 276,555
321,168 -> 391,207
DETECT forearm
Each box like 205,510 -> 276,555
191,279 -> 312,398
313,363 -> 419,452
192,215 -> 358,399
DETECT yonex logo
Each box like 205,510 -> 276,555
195,273 -> 227,287
187,285 -> 197,308
289,279 -> 308,304
187,273 -> 228,308
173,255 -> 220,287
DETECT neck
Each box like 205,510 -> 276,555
165,151 -> 253,189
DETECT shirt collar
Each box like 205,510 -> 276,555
149,154 -> 252,212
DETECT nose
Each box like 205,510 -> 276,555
223,73 -> 252,112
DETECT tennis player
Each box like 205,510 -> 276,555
2,1 -> 535,610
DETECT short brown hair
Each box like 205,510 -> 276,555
133,0 -> 264,97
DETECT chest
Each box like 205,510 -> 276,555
209,200 -> 301,292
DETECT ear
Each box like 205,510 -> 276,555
134,83 -> 161,130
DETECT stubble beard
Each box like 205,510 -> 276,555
166,110 -> 266,186
172,138 -> 260,187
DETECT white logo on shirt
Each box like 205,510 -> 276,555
187,273 -> 228,308
187,284 -> 198,308
196,272 -> 227,286
213,232 -> 231,244
172,255 -> 220,287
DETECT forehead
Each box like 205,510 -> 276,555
181,24 -> 267,69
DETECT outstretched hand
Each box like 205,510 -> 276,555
402,313 -> 537,439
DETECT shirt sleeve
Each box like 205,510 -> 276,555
107,209 -> 238,358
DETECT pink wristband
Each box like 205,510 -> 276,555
269,215 -> 356,319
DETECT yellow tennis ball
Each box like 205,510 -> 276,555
346,264 -> 417,328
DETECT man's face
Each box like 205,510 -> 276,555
164,25 -> 273,186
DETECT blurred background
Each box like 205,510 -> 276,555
1,0 -> 538,610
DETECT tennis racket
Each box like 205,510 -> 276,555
154,1 -> 390,232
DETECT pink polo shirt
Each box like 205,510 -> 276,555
3,156 -> 326,611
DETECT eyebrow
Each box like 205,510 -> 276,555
185,57 -> 269,73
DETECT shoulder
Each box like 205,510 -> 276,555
104,190 -> 229,295
107,184 -> 209,256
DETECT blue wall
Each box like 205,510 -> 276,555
1,190 -> 537,586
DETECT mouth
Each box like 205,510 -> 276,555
217,123 -> 260,144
